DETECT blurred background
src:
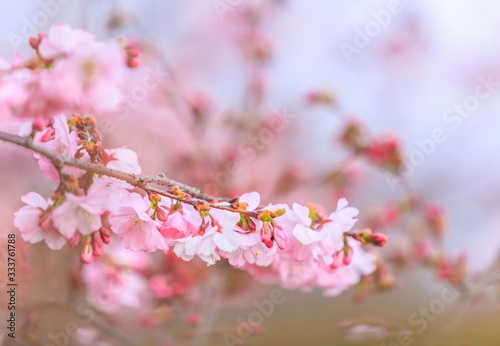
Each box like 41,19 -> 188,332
1,0 -> 500,345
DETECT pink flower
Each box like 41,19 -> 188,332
159,212 -> 197,242
0,68 -> 33,120
82,260 -> 153,314
273,225 -> 288,250
105,147 -> 141,174
173,210 -> 241,265
14,192 -> 66,250
239,191 -> 260,211
39,24 -> 94,58
108,193 -> 161,252
221,231 -> 277,267
56,44 -> 124,112
52,179 -> 119,239
35,114 -> 81,180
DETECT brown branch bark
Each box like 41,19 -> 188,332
0,130 -> 252,215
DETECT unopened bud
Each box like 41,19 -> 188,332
156,207 -> 168,222
29,36 -> 39,50
127,57 -> 141,68
99,227 -> 111,244
40,129 -> 55,142
343,246 -> 353,265
331,251 -> 343,269
272,224 -> 288,250
68,232 -> 81,248
261,223 -> 272,246
368,233 -> 387,247
80,237 -> 93,264
92,232 -> 104,257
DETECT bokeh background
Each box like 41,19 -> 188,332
1,1 -> 500,345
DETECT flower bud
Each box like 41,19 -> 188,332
80,237 -> 93,264
368,233 -> 387,247
425,203 -> 447,237
331,251 -> 343,269
99,227 -> 111,244
68,232 -> 81,248
273,224 -> 288,250
237,215 -> 256,232
261,223 -> 272,247
29,37 -> 39,50
343,246 -> 353,265
156,207 -> 168,222
92,232 -> 104,257
40,129 -> 55,142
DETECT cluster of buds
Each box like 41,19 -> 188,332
242,32 -> 272,64
257,209 -> 288,250
80,227 -> 112,264
349,229 -> 388,247
306,90 -> 337,107
424,203 -> 448,237
339,120 -> 404,173
124,43 -> 141,68
28,32 -> 47,51
436,253 -> 467,285
366,136 -> 403,173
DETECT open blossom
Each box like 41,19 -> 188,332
222,231 -> 277,267
38,24 -> 94,58
13,192 -> 66,250
105,147 -> 141,174
172,210 -> 241,266
0,24 -> 127,121
108,193 -> 162,252
82,259 -> 153,314
52,179 -> 120,239
219,192 -> 277,266
0,67 -> 33,121
49,39 -> 125,113
34,113 -> 81,180
40,24 -> 126,113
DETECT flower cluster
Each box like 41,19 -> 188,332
12,112 -> 384,295
0,24 -> 135,123
0,24 -> 388,298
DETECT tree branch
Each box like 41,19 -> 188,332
0,130 -> 252,215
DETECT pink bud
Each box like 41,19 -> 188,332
40,129 -> 55,142
125,44 -> 141,57
156,207 -> 168,222
343,247 -> 353,265
261,223 -> 272,245
67,232 -> 82,248
92,232 -> 104,257
369,233 -> 387,247
127,57 -> 142,68
80,238 -> 93,264
273,225 -> 288,250
32,117 -> 48,131
331,251 -> 343,269
38,32 -> 46,40
99,227 -> 111,244
38,213 -> 52,231
29,37 -> 39,50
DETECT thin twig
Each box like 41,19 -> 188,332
0,131 -> 257,215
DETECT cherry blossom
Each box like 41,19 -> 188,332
52,179 -> 119,239
108,193 -> 162,252
13,192 -> 66,250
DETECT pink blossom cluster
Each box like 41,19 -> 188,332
0,24 -> 129,122
13,113 -> 377,295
